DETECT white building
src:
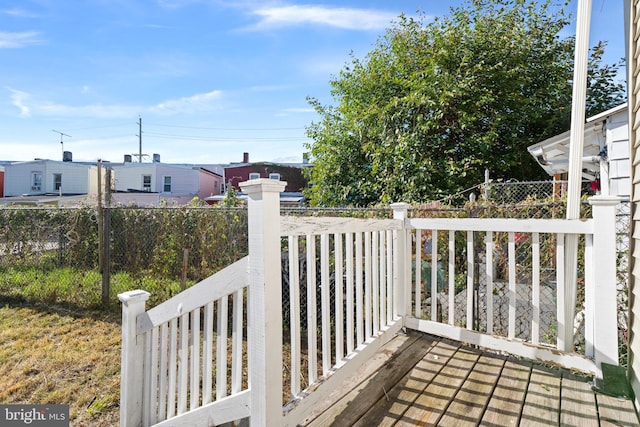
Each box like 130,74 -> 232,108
110,161 -> 223,206
527,103 -> 630,198
3,158 -> 98,197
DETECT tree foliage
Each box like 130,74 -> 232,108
304,0 -> 625,206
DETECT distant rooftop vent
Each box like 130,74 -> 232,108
153,153 -> 161,163
243,152 -> 249,163
124,154 -> 132,163
63,151 -> 72,162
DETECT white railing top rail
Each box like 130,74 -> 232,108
280,215 -> 403,236
408,217 -> 593,234
136,256 -> 249,335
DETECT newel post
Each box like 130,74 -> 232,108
391,203 -> 412,321
240,179 -> 286,426
588,196 -> 620,370
118,290 -> 150,427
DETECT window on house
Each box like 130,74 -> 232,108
268,173 -> 281,180
142,175 -> 151,192
248,173 -> 260,180
163,176 -> 172,193
53,173 -> 62,191
220,182 -> 226,194
31,172 -> 42,191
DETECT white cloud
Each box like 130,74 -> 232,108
247,5 -> 398,31
151,90 -> 224,114
37,102 -> 142,119
276,107 -> 315,116
5,88 -> 224,119
8,88 -> 31,117
1,8 -> 40,18
0,31 -> 42,48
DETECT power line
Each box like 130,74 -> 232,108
145,122 -> 305,131
143,131 -> 307,141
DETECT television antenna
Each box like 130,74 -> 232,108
52,129 -> 72,160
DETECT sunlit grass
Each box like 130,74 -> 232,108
0,305 -> 121,426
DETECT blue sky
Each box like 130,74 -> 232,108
0,0 -> 626,165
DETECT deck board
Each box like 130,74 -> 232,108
405,346 -> 480,426
596,392 -> 640,426
304,333 -> 438,427
303,331 -> 640,427
437,352 -> 505,426
479,358 -> 531,425
520,367 -> 561,425
354,339 -> 461,427
559,373 -> 598,427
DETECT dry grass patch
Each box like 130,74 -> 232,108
0,304 -> 121,426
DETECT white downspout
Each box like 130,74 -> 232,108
562,0 -> 592,353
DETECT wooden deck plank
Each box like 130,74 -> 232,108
352,339 -> 461,427
479,357 -> 531,426
596,392 -> 640,426
437,352 -> 506,426
401,345 -> 481,426
304,332 -> 639,427
304,332 -> 439,427
559,373 -> 598,427
520,366 -> 561,426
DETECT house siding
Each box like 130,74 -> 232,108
198,170 -> 222,198
626,0 -> 640,407
224,163 -> 308,193
113,165 -> 158,192
607,111 -> 631,197
3,161 -> 91,196
111,163 -> 221,205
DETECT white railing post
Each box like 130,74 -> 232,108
240,179 -> 286,426
119,290 -> 151,427
391,203 -> 411,321
588,195 -> 621,370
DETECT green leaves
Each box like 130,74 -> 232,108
305,0 -> 625,206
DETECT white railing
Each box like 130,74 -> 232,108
397,197 -> 620,375
279,214 -> 406,425
118,258 -> 249,427
119,180 -> 620,426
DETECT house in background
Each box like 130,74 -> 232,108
2,156 -> 97,198
527,103 -> 629,198
0,165 -> 4,198
205,152 -> 310,205
223,152 -> 310,193
1,153 -> 224,207
110,155 -> 223,206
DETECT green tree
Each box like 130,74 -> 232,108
305,0 -> 625,206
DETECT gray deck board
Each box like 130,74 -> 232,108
303,331 -> 640,427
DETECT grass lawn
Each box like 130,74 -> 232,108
0,303 -> 121,426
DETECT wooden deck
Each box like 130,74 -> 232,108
302,331 -> 639,427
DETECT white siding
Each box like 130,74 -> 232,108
626,0 -> 640,409
112,165 -> 157,192
157,165 -> 198,195
3,160 -> 91,196
604,108 -> 631,198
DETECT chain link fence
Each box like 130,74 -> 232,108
0,205 -> 248,311
0,180 -> 629,366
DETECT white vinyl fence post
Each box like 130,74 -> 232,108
391,203 -> 411,321
588,195 -> 620,370
241,179 -> 286,426
119,290 -> 150,427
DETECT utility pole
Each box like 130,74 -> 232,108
137,117 -> 142,162
133,117 -> 147,162
52,130 -> 71,160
